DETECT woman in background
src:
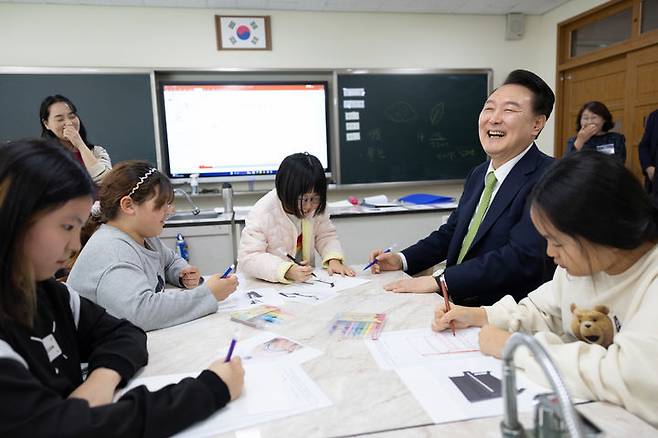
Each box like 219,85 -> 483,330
565,100 -> 626,164
40,94 -> 112,183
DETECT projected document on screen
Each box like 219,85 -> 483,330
161,83 -> 330,178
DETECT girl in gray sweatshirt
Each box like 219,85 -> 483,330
68,161 -> 238,331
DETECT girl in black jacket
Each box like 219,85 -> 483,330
0,139 -> 244,437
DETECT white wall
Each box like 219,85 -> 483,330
0,0 -> 606,208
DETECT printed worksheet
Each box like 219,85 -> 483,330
272,268 -> 369,305
396,355 -> 549,424
219,331 -> 322,365
116,362 -> 332,437
216,287 -> 284,312
366,327 -> 481,369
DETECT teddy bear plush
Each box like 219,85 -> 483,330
570,303 -> 615,348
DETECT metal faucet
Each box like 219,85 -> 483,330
173,188 -> 201,216
501,332 -> 584,438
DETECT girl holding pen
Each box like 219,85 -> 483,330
67,161 -> 238,331
239,152 -> 355,283
0,139 -> 244,436
432,151 -> 658,427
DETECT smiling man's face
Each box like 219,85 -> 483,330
478,83 -> 546,168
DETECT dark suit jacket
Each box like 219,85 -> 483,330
401,144 -> 555,306
638,109 -> 658,192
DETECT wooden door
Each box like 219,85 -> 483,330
626,44 -> 658,177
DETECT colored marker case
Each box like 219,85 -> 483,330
329,312 -> 386,340
230,305 -> 290,329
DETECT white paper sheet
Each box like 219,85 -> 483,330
272,269 -> 369,305
216,286 -> 284,312
362,195 -> 400,207
344,111 -> 360,121
345,122 -> 360,131
219,331 -> 323,365
117,363 -> 332,437
366,328 -> 481,369
327,200 -> 355,208
346,132 -> 361,141
396,355 -> 548,424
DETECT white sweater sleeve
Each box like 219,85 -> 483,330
485,278 -> 564,335
88,145 -> 112,184
487,274 -> 658,427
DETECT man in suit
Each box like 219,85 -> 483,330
369,69 -> 556,306
638,108 -> 658,197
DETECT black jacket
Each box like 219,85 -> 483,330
0,279 -> 230,437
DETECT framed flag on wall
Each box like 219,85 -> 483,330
215,15 -> 272,50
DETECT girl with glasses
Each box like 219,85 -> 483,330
239,153 -> 355,283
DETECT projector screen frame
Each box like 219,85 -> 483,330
157,79 -> 333,184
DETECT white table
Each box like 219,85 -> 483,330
142,270 -> 657,437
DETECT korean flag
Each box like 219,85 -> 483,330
220,17 -> 268,49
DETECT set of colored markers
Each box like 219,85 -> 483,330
230,305 -> 290,329
329,312 -> 387,340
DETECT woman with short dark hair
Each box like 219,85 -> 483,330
565,100 -> 626,164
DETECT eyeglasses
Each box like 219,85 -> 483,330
581,115 -> 602,122
298,195 -> 321,206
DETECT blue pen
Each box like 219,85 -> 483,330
220,263 -> 235,279
363,244 -> 397,271
224,330 -> 239,362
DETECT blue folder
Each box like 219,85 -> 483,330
398,193 -> 455,204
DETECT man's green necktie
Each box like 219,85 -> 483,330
457,171 -> 497,263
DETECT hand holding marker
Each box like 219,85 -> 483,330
279,249 -> 317,278
224,327 -> 240,362
363,244 -> 397,271
220,264 -> 235,279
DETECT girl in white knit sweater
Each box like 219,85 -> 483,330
432,150 -> 658,426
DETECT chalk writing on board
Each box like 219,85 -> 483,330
429,132 -> 449,149
430,103 -> 445,126
367,128 -> 382,142
385,101 -> 417,123
367,146 -> 386,162
436,151 -> 458,161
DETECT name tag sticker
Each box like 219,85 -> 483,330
596,143 -> 615,155
42,334 -> 62,362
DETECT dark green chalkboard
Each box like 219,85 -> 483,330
0,73 -> 157,165
337,72 -> 490,184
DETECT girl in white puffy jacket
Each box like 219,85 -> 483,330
238,153 -> 355,283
